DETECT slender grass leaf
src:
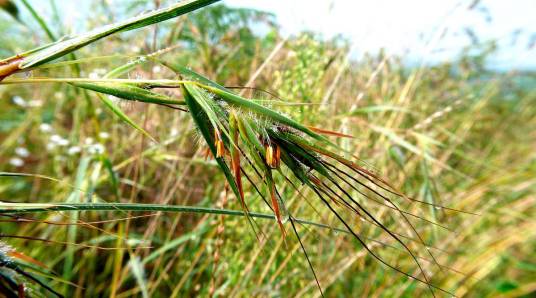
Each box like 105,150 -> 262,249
129,257 -> 149,298
95,93 -> 155,142
13,0 -> 221,69
20,0 -> 56,40
71,82 -> 185,106
161,61 -> 227,90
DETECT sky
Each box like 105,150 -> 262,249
225,0 -> 536,70
17,0 -> 535,71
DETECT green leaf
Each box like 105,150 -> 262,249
129,257 -> 149,298
160,61 -> 227,91
12,0 -> 221,69
20,0 -> 56,40
0,202 -> 350,235
95,93 -> 155,142
104,57 -> 149,79
348,105 -> 412,115
71,82 -> 185,106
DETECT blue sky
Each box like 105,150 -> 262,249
17,0 -> 535,70
226,0 -> 536,70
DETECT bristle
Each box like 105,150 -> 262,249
203,146 -> 213,160
270,183 -> 286,237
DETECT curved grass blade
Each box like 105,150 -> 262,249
20,0 -> 56,40
70,82 -> 186,106
94,93 -> 155,142
14,0 -> 220,70
160,61 -> 227,91
0,202 -> 349,234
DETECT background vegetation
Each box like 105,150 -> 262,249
0,0 -> 534,297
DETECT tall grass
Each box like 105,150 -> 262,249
0,0 -> 535,297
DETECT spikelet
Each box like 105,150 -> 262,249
274,144 -> 281,168
265,143 -> 281,168
214,127 -> 225,158
203,146 -> 213,160
266,144 -> 274,168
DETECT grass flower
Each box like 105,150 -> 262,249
66,63 -> 463,295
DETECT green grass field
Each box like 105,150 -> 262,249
0,1 -> 534,297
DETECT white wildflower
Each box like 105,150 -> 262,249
9,158 -> 24,167
85,137 -> 94,145
57,138 -> 69,146
88,143 -> 105,155
89,72 -> 99,79
49,134 -> 69,146
39,123 -> 53,133
98,132 -> 110,139
67,146 -> 81,155
15,147 -> 29,158
50,134 -> 63,143
152,66 -> 161,73
46,143 -> 56,151
12,96 -> 27,107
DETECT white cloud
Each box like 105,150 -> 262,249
226,0 -> 536,70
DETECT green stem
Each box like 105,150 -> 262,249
0,202 -> 346,234
20,0 -> 57,41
